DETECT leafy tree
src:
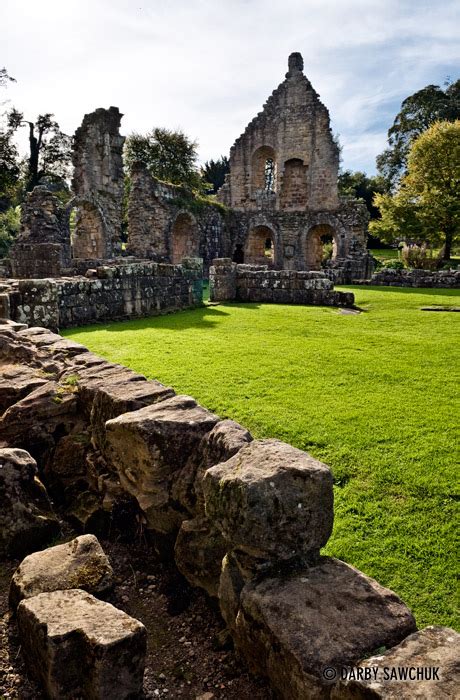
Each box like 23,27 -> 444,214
338,170 -> 386,219
201,156 -> 229,193
0,205 -> 20,257
371,120 -> 460,262
376,80 -> 460,190
0,131 -> 21,211
0,69 -> 20,210
6,109 -> 72,191
124,128 -> 205,193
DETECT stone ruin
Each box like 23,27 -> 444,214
71,106 -> 125,259
4,53 -> 375,318
0,320 -> 458,698
216,52 -> 373,281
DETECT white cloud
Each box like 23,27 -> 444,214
3,0 -> 459,173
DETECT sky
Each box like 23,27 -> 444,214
2,0 -> 460,175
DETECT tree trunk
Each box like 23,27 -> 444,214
27,122 -> 39,191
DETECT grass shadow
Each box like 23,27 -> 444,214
64,305 -> 232,336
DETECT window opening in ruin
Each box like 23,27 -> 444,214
251,146 -> 276,194
264,158 -> 276,192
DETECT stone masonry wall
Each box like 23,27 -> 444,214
3,259 -> 203,331
218,53 -> 339,212
71,107 -> 125,259
127,164 -> 229,273
363,268 -> 460,288
2,323 -> 456,699
209,259 -> 355,307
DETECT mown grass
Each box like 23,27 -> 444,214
63,287 -> 460,629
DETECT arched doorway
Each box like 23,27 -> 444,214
305,224 -> 338,270
171,212 -> 199,264
280,158 -> 308,210
71,202 -> 106,259
251,146 -> 277,194
245,225 -> 276,266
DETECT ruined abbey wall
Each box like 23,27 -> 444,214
217,53 -> 339,212
127,164 -> 229,272
71,107 -> 125,259
209,258 -> 355,307
0,259 -> 203,331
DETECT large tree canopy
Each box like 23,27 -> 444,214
371,120 -> 460,261
6,109 -> 72,191
376,80 -> 460,191
124,127 -> 205,193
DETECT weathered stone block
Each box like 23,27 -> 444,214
174,517 -> 228,597
231,558 -> 416,700
203,438 -> 333,562
0,364 -> 48,414
331,625 -> 460,699
9,534 -> 113,609
17,589 -> 146,699
0,448 -> 59,558
105,395 -> 220,534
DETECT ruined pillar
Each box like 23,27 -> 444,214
71,107 -> 124,259
10,186 -> 71,278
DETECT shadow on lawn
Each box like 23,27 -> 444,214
65,304 -> 236,336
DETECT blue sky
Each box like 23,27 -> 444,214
3,0 -> 460,174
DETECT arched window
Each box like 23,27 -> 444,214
171,212 -> 199,264
251,146 -> 277,194
245,225 -> 276,265
305,224 -> 338,270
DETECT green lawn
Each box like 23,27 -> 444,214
63,287 -> 460,630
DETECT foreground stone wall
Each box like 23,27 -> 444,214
209,258 -> 355,307
1,322 -> 457,698
2,259 -> 203,331
364,268 -> 460,288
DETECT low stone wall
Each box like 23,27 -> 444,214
1,322 -> 457,698
1,258 -> 203,331
364,268 -> 460,288
210,258 -> 355,307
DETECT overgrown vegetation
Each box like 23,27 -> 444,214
124,127 -> 209,194
64,287 -> 460,630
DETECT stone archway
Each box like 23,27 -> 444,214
305,224 -> 338,270
245,225 -> 277,266
71,201 -> 106,259
171,212 -> 199,264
